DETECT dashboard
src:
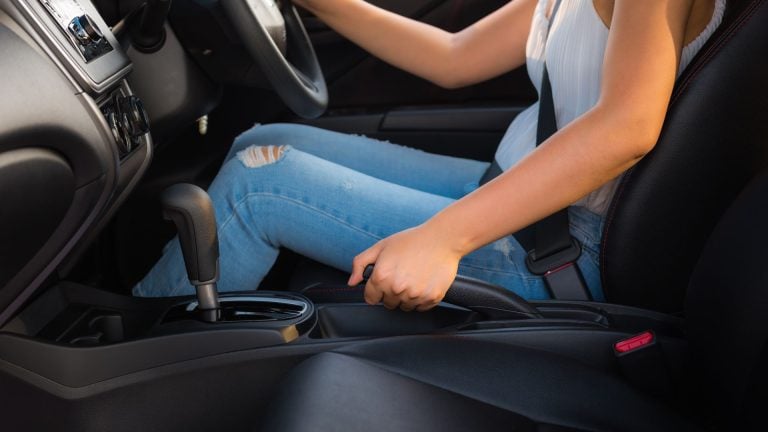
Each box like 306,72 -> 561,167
0,0 -> 153,323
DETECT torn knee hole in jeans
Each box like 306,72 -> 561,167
237,145 -> 289,168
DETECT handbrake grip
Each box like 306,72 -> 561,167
362,265 -> 541,320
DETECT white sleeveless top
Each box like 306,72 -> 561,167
494,0 -> 726,215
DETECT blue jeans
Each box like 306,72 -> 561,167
134,123 -> 605,301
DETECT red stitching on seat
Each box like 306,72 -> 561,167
671,0 -> 762,106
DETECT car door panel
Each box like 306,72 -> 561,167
299,105 -> 526,160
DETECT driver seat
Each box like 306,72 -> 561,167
263,151 -> 768,431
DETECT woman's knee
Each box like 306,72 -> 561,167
210,146 -> 291,201
236,144 -> 289,168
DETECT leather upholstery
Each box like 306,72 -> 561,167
601,0 -> 768,312
261,337 -> 697,432
685,170 -> 768,428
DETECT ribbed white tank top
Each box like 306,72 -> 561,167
494,0 -> 726,215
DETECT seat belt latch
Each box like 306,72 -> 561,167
525,239 -> 592,300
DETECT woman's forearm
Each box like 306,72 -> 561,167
294,0 -> 535,88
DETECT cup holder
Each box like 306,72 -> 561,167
163,292 -> 315,326
38,307 -> 127,346
210,296 -> 310,322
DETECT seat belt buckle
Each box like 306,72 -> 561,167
525,239 -> 592,300
543,262 -> 591,300
614,331 -> 671,397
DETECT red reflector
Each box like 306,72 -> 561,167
614,331 -> 655,354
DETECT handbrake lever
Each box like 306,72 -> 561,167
362,265 -> 542,320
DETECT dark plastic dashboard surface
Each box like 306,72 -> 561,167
10,0 -> 131,92
0,1 -> 152,327
0,17 -> 118,322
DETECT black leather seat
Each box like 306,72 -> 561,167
264,337 -> 695,432
264,166 -> 768,432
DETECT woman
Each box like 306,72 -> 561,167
135,0 -> 725,311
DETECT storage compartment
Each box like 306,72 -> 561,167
310,299 -> 686,339
38,305 -> 127,345
313,303 -> 475,338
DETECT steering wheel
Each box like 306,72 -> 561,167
221,0 -> 328,119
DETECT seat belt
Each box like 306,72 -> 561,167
480,0 -> 591,301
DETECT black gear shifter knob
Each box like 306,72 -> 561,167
161,184 -> 220,313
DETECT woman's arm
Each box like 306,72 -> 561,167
293,0 -> 538,88
349,0 -> 696,311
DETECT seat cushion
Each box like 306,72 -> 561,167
261,337 -> 699,432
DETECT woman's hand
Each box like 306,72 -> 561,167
348,224 -> 464,312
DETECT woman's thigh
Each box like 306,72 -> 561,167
227,123 -> 490,199
208,147 -> 540,297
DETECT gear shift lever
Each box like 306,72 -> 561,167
161,184 -> 220,317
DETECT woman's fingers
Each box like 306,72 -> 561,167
395,279 -> 447,311
368,271 -> 450,311
381,292 -> 401,310
349,243 -> 382,286
415,302 -> 440,312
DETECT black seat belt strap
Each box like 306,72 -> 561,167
529,0 -> 590,300
481,0 -> 591,300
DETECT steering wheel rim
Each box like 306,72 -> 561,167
221,0 -> 328,119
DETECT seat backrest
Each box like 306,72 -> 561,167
686,169 -> 768,430
601,0 -> 768,312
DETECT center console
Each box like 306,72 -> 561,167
0,202 -> 688,431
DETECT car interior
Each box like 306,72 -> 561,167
0,0 -> 766,430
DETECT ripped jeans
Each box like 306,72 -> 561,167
134,123 -> 605,301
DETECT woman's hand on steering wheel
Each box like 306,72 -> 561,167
348,224 -> 463,312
